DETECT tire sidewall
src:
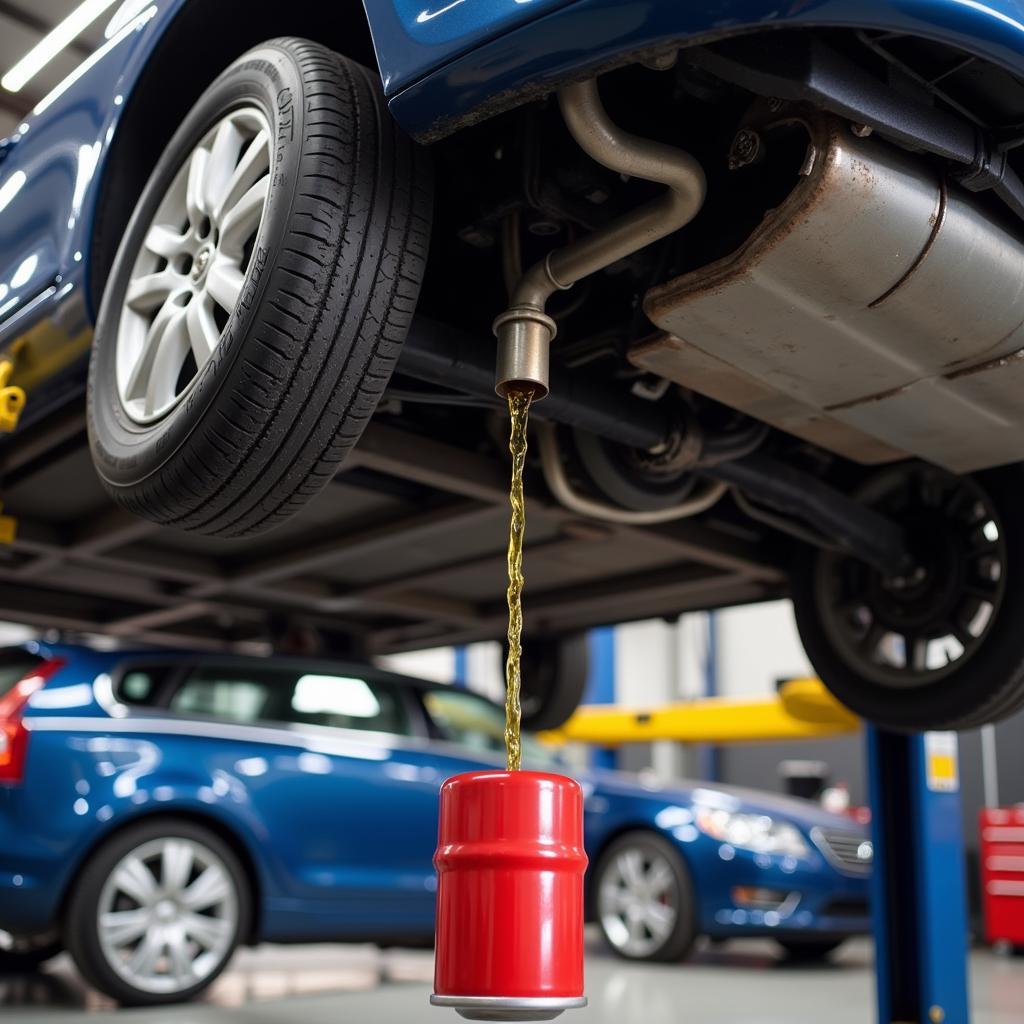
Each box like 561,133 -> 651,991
66,818 -> 250,1005
88,42 -> 303,489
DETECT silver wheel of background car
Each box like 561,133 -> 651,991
96,836 -> 239,996
598,845 -> 679,958
115,107 -> 271,424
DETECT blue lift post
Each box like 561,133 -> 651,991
867,726 -> 971,1024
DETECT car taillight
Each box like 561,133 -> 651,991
0,659 -> 64,783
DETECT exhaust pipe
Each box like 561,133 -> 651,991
494,76 -> 706,400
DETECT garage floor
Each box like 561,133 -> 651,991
3,935 -> 1022,1024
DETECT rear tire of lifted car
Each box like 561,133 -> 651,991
791,463 -> 1024,731
87,37 -> 432,537
65,818 -> 250,1006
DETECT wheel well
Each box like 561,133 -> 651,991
88,0 -> 378,316
58,808 -> 263,942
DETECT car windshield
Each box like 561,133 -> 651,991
422,688 -> 559,768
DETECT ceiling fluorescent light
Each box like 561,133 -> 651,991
2,0 -> 121,93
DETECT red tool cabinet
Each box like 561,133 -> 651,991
980,808 -> 1024,945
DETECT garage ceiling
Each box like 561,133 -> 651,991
0,0 -> 109,136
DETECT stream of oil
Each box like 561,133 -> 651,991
504,388 -> 533,772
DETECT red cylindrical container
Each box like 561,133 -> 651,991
431,770 -> 587,1021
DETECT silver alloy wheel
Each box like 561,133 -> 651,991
96,836 -> 238,995
598,846 -> 678,958
116,107 -> 271,424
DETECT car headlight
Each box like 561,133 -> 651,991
695,807 -> 810,858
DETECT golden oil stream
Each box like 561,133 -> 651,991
504,388 -> 533,772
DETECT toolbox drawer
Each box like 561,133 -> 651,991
980,809 -> 1024,945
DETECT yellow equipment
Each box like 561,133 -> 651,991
541,678 -> 859,746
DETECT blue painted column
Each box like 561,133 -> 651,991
867,727 -> 970,1024
453,646 -> 468,688
697,611 -> 720,781
585,628 -> 617,770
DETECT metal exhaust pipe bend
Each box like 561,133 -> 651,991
494,76 -> 707,401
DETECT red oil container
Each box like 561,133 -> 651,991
431,770 -> 588,1021
980,807 -> 1024,945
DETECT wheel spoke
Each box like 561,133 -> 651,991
204,117 -> 246,217
112,855 -> 159,907
99,909 -> 150,947
182,912 -> 230,950
645,858 -> 673,897
219,177 -> 269,258
857,621 -> 887,659
213,130 -> 269,225
626,914 -> 646,946
205,258 -> 244,312
186,294 -> 221,368
144,223 -> 188,260
144,309 -> 191,417
641,901 -> 675,937
186,146 -> 210,224
907,635 -> 929,672
128,929 -> 165,977
125,270 -> 178,314
161,838 -> 195,896
180,864 -> 230,911
166,929 -> 195,983
617,850 -> 645,890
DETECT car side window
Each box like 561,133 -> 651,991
114,665 -> 175,706
167,665 -> 411,736
422,688 -> 556,766
170,670 -> 273,722
286,672 -> 409,735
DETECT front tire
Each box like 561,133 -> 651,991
65,819 -> 250,1006
792,463 -> 1024,731
594,831 -> 696,962
88,37 -> 431,537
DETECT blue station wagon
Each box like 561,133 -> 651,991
0,643 -> 870,1004
0,0 -> 1023,736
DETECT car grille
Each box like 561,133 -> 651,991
812,827 -> 873,876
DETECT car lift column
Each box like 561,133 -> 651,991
867,726 -> 970,1024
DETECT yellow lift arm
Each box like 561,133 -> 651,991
541,678 -> 859,746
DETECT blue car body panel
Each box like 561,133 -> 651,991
0,644 -> 869,945
0,0 -> 1022,422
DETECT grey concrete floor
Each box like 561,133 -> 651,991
2,933 -> 1021,1024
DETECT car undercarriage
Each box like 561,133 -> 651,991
3,25 -> 1024,730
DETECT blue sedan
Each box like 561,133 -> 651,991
0,642 -> 870,1005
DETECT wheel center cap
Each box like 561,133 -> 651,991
192,246 -> 212,283
155,899 -> 177,922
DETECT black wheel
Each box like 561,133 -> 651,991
65,818 -> 251,1006
776,938 -> 845,962
792,463 -> 1024,731
510,632 -> 589,731
88,37 -> 431,537
594,831 -> 696,962
0,937 -> 61,973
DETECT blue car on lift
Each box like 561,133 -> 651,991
0,643 -> 870,1004
0,0 -> 1023,739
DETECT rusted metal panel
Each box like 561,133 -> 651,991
642,117 -> 1024,472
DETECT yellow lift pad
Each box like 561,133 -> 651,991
542,678 -> 859,746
